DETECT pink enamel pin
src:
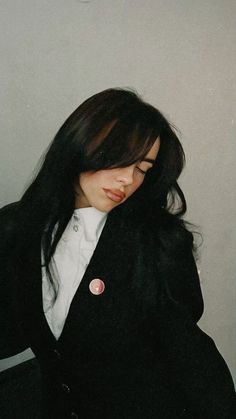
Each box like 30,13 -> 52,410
89,278 -> 105,295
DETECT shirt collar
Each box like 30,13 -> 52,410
73,207 -> 108,242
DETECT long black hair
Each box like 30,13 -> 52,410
17,88 -> 186,274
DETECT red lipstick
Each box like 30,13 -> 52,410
103,188 -> 125,203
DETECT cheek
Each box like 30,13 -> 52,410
78,173 -> 94,195
79,171 -> 106,191
127,177 -> 144,196
78,173 -> 88,190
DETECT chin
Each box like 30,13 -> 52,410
91,200 -> 117,213
96,204 -> 115,212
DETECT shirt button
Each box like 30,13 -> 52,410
53,349 -> 61,359
61,383 -> 71,394
70,412 -> 78,419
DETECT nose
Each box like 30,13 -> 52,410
116,165 -> 134,186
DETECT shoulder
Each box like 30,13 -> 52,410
0,202 -> 20,246
0,201 -> 19,217
118,204 -> 194,255
148,210 -> 203,321
0,201 -> 20,216
146,209 -> 193,251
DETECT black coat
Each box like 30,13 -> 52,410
0,203 -> 236,419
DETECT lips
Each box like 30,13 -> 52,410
103,188 -> 126,203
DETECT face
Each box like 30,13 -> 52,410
74,138 -> 160,212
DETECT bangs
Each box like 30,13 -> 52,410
82,117 -> 160,171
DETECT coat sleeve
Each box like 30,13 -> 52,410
0,203 -> 29,359
156,226 -> 236,419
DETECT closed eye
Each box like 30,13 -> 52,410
136,167 -> 148,175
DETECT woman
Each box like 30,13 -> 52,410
0,88 -> 235,418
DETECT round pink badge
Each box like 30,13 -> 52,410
89,278 -> 105,295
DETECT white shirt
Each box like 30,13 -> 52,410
42,207 -> 108,339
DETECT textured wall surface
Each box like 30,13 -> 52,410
0,0 -> 235,383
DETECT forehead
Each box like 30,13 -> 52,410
143,137 -> 160,161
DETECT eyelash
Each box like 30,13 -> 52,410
136,167 -> 147,175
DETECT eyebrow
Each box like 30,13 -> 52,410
142,158 -> 155,165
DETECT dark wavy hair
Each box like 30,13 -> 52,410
17,88 -> 186,275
